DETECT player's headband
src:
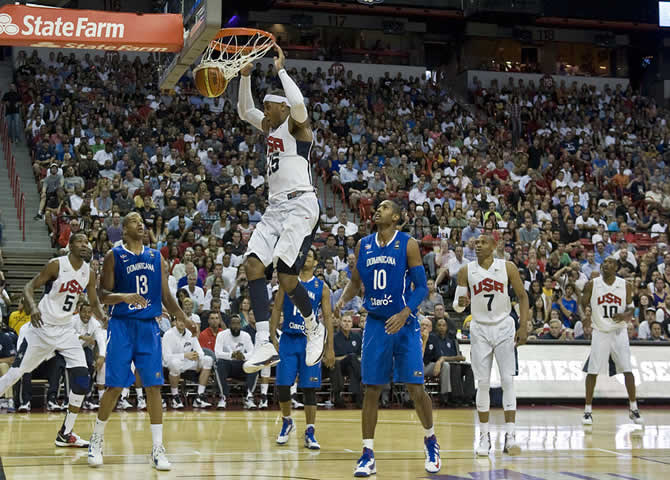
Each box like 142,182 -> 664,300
263,94 -> 289,105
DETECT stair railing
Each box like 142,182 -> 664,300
0,102 -> 27,239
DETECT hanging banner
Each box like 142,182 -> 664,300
0,5 -> 183,52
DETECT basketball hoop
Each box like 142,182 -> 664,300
196,27 -> 276,80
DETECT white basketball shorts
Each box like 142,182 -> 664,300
15,322 -> 87,372
469,316 -> 516,382
586,327 -> 632,375
245,191 -> 319,270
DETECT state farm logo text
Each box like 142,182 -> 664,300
0,13 -> 125,38
0,13 -> 19,35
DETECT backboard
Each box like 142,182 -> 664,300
158,0 -> 221,91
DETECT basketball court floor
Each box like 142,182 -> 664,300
0,406 -> 668,479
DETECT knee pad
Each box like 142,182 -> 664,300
278,385 -> 292,403
302,388 -> 316,406
68,366 -> 90,395
201,355 -> 214,370
476,379 -> 490,412
501,375 -> 516,411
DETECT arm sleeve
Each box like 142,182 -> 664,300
215,331 -> 232,360
278,69 -> 308,124
93,322 -> 107,357
452,286 -> 468,313
406,265 -> 428,313
237,75 -> 265,131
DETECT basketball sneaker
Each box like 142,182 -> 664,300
424,434 -> 441,473
87,433 -> 104,467
276,417 -> 294,445
292,395 -> 304,409
244,396 -> 257,409
55,426 -> 89,448
243,342 -> 280,373
304,313 -> 326,366
629,409 -> 644,425
151,445 -> 171,471
503,433 -> 521,456
354,447 -> 376,477
17,401 -> 30,413
171,395 -> 184,409
304,426 -> 320,450
137,396 -> 147,410
193,396 -> 212,408
0,398 -> 7,409
118,397 -> 133,410
476,432 -> 491,456
6,398 -> 15,413
582,412 -> 593,425
47,400 -> 62,411
259,395 -> 269,409
217,396 -> 227,409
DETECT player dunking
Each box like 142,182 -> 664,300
580,257 -> 643,426
0,233 -> 106,447
453,235 -> 528,457
88,212 -> 195,470
270,248 -> 335,449
237,46 -> 325,373
334,200 -> 441,477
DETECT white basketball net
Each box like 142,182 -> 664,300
198,30 -> 275,80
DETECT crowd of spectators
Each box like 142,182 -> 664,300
1,43 -> 670,411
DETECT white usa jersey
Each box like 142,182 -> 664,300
590,276 -> 627,333
467,259 -> 511,325
266,117 -> 313,198
38,255 -> 90,326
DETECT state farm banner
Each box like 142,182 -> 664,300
0,5 -> 183,52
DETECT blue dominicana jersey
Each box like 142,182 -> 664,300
282,276 -> 323,334
357,231 -> 412,319
111,245 -> 162,320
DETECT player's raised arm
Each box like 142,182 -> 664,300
506,261 -> 528,346
87,268 -> 107,325
160,257 -> 196,335
237,63 -> 266,132
385,237 -> 428,335
320,284 -> 335,368
270,286 -> 285,351
452,265 -> 470,313
98,250 -> 147,308
334,241 -> 363,317
274,46 -> 309,128
24,259 -> 59,327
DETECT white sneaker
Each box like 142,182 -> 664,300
503,433 -> 521,456
292,396 -> 304,409
354,448 -> 376,477
259,396 -> 268,409
276,417 -> 294,445
582,412 -> 593,425
630,409 -> 644,425
217,397 -> 227,409
171,396 -> 184,409
17,401 -> 30,413
6,398 -> 14,412
476,432 -> 491,456
424,435 -> 441,473
244,396 -> 257,409
151,444 -> 171,471
0,398 -> 7,409
137,397 -> 147,410
243,341 -> 280,373
304,314 -> 326,367
47,400 -> 62,412
87,433 -> 104,467
193,396 -> 212,408
118,397 -> 133,410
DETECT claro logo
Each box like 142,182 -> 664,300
0,13 -> 19,35
0,13 -> 125,38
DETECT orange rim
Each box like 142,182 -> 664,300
211,27 -> 276,54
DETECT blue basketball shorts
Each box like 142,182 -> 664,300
105,316 -> 164,388
361,314 -> 424,386
276,332 -> 321,388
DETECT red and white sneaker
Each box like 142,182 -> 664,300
55,427 -> 90,448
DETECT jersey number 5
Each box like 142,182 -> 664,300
136,275 -> 148,295
63,294 -> 75,312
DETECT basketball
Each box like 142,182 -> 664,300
194,66 -> 228,98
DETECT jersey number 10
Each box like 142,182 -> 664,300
602,305 -> 618,319
373,269 -> 386,290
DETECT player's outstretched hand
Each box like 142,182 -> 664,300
240,63 -> 253,77
273,45 -> 285,71
30,310 -> 43,328
515,328 -> 528,347
124,293 -> 147,309
385,310 -> 408,335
